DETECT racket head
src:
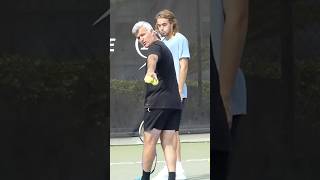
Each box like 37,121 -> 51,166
138,120 -> 144,143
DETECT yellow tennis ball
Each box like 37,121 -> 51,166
151,78 -> 159,86
144,76 -> 153,84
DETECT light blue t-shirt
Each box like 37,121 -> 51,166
212,0 -> 247,115
162,32 -> 190,98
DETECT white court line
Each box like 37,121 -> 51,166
110,158 -> 209,166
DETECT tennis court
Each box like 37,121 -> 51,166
110,133 -> 210,180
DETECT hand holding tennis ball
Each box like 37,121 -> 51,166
144,75 -> 159,86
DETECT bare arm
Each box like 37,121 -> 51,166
146,54 -> 159,79
178,58 -> 188,98
219,0 -> 249,127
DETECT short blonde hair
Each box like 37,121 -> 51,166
132,21 -> 153,36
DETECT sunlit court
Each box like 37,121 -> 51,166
110,134 -> 210,180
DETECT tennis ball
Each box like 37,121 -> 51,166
144,76 -> 158,86
151,78 -> 159,86
144,76 -> 153,84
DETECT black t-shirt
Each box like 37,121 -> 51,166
144,40 -> 181,109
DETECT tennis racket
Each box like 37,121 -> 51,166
138,120 -> 157,174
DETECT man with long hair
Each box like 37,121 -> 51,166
153,9 -> 190,180
212,0 -> 249,179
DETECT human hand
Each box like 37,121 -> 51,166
222,96 -> 232,129
144,73 -> 158,86
179,89 -> 183,101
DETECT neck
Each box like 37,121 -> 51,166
150,36 -> 159,44
166,32 -> 175,40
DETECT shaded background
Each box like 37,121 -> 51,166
110,0 -> 210,137
223,0 -> 320,179
0,0 -> 108,179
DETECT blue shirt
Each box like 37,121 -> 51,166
162,32 -> 190,98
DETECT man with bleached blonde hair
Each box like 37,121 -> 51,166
132,20 -> 182,180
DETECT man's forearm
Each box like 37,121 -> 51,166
178,59 -> 188,93
219,0 -> 248,98
147,54 -> 158,74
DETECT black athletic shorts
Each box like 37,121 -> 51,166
143,108 -> 181,131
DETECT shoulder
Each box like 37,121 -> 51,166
149,41 -> 163,50
147,41 -> 163,55
175,32 -> 188,41
152,40 -> 166,48
173,33 -> 189,46
149,41 -> 170,55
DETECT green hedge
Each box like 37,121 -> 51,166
0,55 -> 106,103
1,54 -> 319,114
110,79 -> 210,98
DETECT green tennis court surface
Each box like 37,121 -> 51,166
110,134 -> 210,180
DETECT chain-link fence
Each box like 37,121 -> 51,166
226,0 -> 320,179
0,1 -> 108,179
291,0 -> 320,178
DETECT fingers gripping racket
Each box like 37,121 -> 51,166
138,119 -> 157,174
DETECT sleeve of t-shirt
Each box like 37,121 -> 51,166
146,43 -> 161,60
179,36 -> 190,60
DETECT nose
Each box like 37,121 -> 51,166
139,37 -> 144,44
